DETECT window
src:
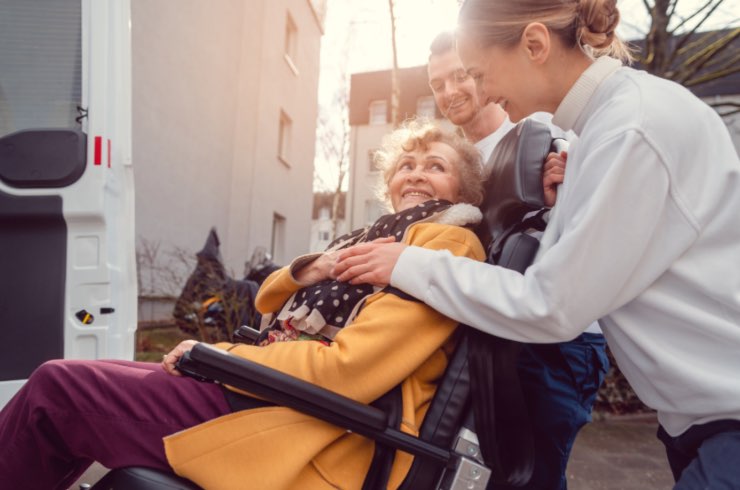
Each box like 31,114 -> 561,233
284,12 -> 298,75
369,100 -> 387,126
278,110 -> 292,165
271,213 -> 286,265
0,0 -> 82,137
416,96 -> 436,120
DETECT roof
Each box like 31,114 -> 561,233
348,65 -> 440,125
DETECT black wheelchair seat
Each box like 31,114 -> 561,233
90,466 -> 200,489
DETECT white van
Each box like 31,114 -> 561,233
0,0 -> 136,408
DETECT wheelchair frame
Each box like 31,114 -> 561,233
88,118 -> 560,490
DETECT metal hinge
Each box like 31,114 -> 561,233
438,428 -> 491,490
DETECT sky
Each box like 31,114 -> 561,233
314,0 -> 740,191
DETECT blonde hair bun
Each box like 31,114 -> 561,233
577,0 -> 620,50
458,0 -> 633,63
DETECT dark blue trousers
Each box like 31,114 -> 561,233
493,333 -> 608,490
658,419 -> 740,489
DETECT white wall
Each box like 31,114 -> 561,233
132,0 -> 322,299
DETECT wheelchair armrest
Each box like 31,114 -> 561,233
233,325 -> 260,344
178,343 -> 451,464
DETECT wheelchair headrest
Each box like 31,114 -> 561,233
479,118 -> 559,238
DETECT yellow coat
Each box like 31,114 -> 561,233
164,222 -> 485,489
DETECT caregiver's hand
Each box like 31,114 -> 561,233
543,150 -> 567,207
333,237 -> 405,288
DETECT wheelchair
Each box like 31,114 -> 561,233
88,119 -> 562,490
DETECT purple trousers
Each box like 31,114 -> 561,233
0,359 -> 231,490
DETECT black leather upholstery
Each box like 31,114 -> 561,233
399,334 -> 472,489
469,118 -> 559,486
481,118 -> 551,237
91,467 -> 201,490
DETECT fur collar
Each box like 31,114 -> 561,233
428,202 -> 482,227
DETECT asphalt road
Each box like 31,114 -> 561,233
567,413 -> 674,489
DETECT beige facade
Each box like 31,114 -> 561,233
348,122 -> 394,229
132,0 -> 324,299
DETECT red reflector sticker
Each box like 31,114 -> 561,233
94,136 -> 102,166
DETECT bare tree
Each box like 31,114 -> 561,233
638,0 -> 740,116
315,87 -> 350,240
313,5 -> 354,241
136,237 -> 196,298
388,0 -> 401,127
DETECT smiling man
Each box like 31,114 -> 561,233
427,31 -> 512,165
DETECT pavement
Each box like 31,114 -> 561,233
72,413 -> 674,489
566,413 -> 674,489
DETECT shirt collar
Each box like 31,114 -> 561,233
475,117 -> 515,165
552,56 -> 622,134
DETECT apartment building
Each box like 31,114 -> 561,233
310,191 -> 348,252
133,0 -> 325,300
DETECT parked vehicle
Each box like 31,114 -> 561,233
0,0 -> 136,408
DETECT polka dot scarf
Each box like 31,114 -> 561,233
260,199 -> 457,345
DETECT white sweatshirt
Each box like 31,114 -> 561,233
392,57 -> 740,437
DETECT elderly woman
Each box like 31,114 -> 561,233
0,121 -> 487,490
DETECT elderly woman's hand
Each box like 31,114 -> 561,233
162,339 -> 200,376
294,251 -> 338,285
333,237 -> 405,287
543,150 -> 567,207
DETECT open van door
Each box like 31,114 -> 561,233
0,0 -> 136,408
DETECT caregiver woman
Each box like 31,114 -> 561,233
334,0 -> 740,487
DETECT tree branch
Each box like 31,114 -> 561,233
684,54 -> 740,86
669,0 -> 718,34
667,0 -> 725,70
676,29 -> 740,84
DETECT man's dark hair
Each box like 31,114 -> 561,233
429,30 -> 455,59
